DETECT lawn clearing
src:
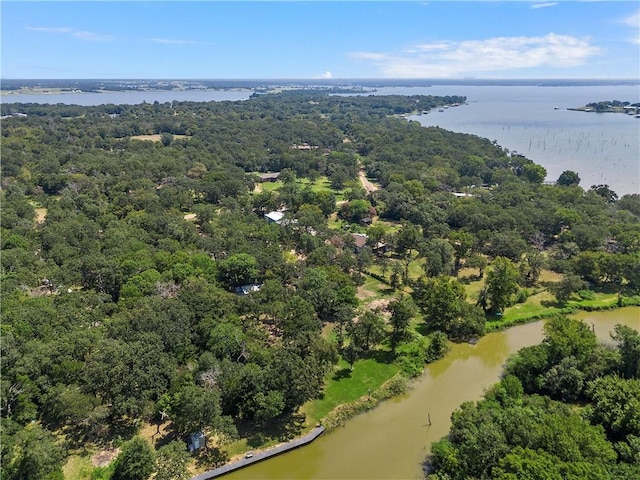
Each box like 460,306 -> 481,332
129,133 -> 190,142
63,455 -> 94,480
303,355 -> 399,425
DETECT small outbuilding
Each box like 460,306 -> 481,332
188,432 -> 206,452
264,211 -> 285,224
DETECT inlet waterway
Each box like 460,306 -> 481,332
221,307 -> 639,480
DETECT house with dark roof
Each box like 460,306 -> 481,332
258,172 -> 281,183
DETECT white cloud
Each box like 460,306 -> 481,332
621,9 -> 640,44
349,33 -> 604,78
623,9 -> 640,28
27,26 -> 114,42
531,3 -> 558,9
322,71 -> 333,79
148,38 -> 205,45
27,27 -> 72,34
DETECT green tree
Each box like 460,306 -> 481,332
448,230 -> 475,271
112,437 -> 155,480
587,375 -> 640,440
546,274 -> 586,306
388,294 -> 417,349
348,309 -> 386,352
521,162 -> 547,184
543,355 -> 585,401
167,384 -> 236,440
484,257 -> 520,314
3,423 -> 65,480
466,253 -> 487,278
611,324 -> 640,379
423,238 -> 455,277
155,440 -> 191,480
340,199 -> 372,224
217,253 -> 259,290
543,316 -> 597,365
414,276 -> 484,340
557,170 -> 581,187
590,184 -> 618,203
519,251 -> 545,287
395,223 -> 422,257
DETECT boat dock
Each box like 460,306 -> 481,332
191,425 -> 325,480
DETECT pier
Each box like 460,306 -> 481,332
191,426 -> 325,480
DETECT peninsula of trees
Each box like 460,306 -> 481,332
568,99 -> 640,114
1,90 -> 639,479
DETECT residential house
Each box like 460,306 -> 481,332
258,172 -> 281,183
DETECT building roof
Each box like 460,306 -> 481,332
265,211 -> 285,223
258,172 -> 281,181
352,233 -> 368,249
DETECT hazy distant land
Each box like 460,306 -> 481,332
2,78 -> 639,96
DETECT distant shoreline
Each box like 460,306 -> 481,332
1,87 -> 253,96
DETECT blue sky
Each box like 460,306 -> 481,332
2,1 -> 639,79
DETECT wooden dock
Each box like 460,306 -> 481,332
191,425 -> 325,480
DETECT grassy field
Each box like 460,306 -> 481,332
302,355 -> 399,425
63,455 -> 93,480
253,176 -> 345,201
129,133 -> 190,142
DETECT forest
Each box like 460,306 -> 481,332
427,317 -> 640,479
1,90 -> 639,479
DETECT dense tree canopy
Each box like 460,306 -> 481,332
1,90 -> 638,477
429,318 -> 640,480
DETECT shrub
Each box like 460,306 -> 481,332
578,290 -> 595,300
516,289 -> 529,304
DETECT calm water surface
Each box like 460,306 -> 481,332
400,85 -> 639,196
223,307 -> 639,480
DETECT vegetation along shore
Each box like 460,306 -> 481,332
1,90 -> 638,480
568,99 -> 640,114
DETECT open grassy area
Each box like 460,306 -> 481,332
129,133 -> 190,142
303,354 -> 399,425
63,455 -> 93,480
257,180 -> 283,192
252,176 -> 345,201
359,274 -> 394,301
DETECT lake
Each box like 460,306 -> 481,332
399,85 -> 639,196
3,84 -> 639,195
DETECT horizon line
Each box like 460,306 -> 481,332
3,77 -> 640,81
